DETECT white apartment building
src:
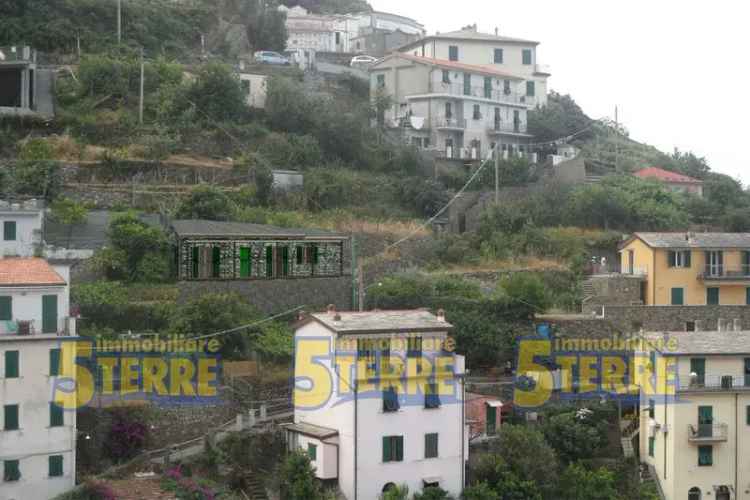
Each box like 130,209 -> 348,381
0,257 -> 77,500
281,6 -> 358,53
398,26 -> 550,108
639,330 -> 750,500
287,308 -> 467,499
0,200 -> 43,258
370,52 -> 534,161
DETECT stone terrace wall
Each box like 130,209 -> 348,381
602,305 -> 750,332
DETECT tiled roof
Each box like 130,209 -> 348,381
629,232 -> 750,249
382,53 -> 523,80
634,167 -> 703,184
400,29 -> 538,48
307,310 -> 453,334
644,330 -> 750,356
171,220 -> 346,240
0,258 -> 66,286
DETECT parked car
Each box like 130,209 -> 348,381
254,51 -> 290,65
350,55 -> 378,68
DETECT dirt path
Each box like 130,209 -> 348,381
107,477 -> 175,500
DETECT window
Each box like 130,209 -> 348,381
671,287 -> 684,305
526,81 -> 535,97
50,349 -> 61,376
473,105 -> 481,120
745,358 -> 750,387
425,433 -> 438,458
377,74 -> 385,88
707,287 -> 720,305
690,358 -> 706,386
648,399 -> 655,419
49,455 -> 63,477
463,74 -> 471,95
383,386 -> 399,412
4,404 -> 18,431
211,247 -> 221,278
191,247 -> 199,278
3,460 -> 19,482
3,221 -> 16,241
281,246 -> 290,277
747,405 -> 750,425
484,76 -> 492,99
667,250 -> 691,268
265,246 -> 273,277
697,445 -> 713,466
746,287 -> 750,305
382,435 -> 403,462
449,45 -> 459,61
686,321 -> 696,332
4,350 -> 18,378
307,443 -> 317,461
407,337 -> 422,358
42,294 -> 58,334
688,487 -> 701,500
240,247 -> 251,278
50,403 -> 64,427
0,296 -> 10,321
311,245 -> 319,266
648,436 -> 655,457
241,79 -> 250,95
503,80 -> 511,95
445,103 -> 452,120
425,382 -> 441,408
513,110 -> 520,132
442,70 -> 450,84
522,49 -> 532,65
494,48 -> 503,63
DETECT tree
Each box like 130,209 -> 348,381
527,92 -> 594,143
163,62 -> 247,123
279,451 -> 324,500
472,454 -> 542,500
489,425 -> 558,495
380,484 -> 409,500
496,273 -> 551,313
106,212 -> 167,282
50,197 -> 88,247
175,185 -> 237,221
541,411 -> 605,463
413,487 -> 454,500
722,206 -> 750,231
244,1 -> 288,52
461,482 -> 499,500
557,463 -> 621,500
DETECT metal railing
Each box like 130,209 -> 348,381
431,83 -> 531,106
434,117 -> 467,129
687,423 -> 728,442
699,265 -> 750,280
0,317 -> 76,336
487,121 -> 524,134
678,374 -> 750,391
621,266 -> 648,277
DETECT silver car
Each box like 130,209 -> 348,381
254,51 -> 290,65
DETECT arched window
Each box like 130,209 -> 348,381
688,487 -> 701,500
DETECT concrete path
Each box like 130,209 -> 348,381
35,69 -> 55,117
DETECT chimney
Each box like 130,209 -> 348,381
333,312 -> 342,322
437,308 -> 446,322
327,304 -> 336,314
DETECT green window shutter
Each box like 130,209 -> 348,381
42,295 -> 58,334
240,248 -> 251,278
281,246 -> 289,276
49,455 -> 63,477
307,443 -> 317,461
191,247 -> 199,278
3,221 -> 16,241
648,399 -> 655,419
691,358 -> 706,384
212,247 -> 221,278
707,287 -> 720,305
296,245 -> 304,265
746,405 -> 750,425
311,245 -> 319,265
671,288 -> 684,305
667,251 -> 675,267
685,251 -> 691,267
747,287 -> 750,305
4,404 -> 18,431
484,77 -> 492,98
442,70 -> 450,83
648,436 -> 655,457
50,349 -> 61,376
3,459 -> 20,481
522,49 -> 532,65
698,445 -> 713,466
425,433 -> 438,458
5,351 -> 19,378
50,403 -> 64,427
449,45 -> 458,61
395,436 -> 403,461
0,297 -> 11,321
486,405 -> 497,434
265,246 -> 274,277
526,81 -> 535,97
463,74 -> 471,95
494,48 -> 503,63
382,436 -> 391,462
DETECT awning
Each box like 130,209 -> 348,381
486,400 -> 503,408
423,477 -> 442,485
283,422 -> 339,440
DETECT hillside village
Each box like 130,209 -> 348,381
1,1 -> 750,500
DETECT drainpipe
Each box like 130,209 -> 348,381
351,237 -> 357,310
663,387 -> 667,480
461,374 -> 465,488
735,393 -> 738,498
354,381 -> 358,500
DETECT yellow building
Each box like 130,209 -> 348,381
619,233 -> 750,306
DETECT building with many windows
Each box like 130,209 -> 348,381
0,257 -> 76,499
618,233 -> 750,306
639,329 -> 750,500
286,308 -> 467,499
369,52 -> 534,161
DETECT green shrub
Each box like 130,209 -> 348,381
18,137 -> 55,160
175,185 -> 237,221
496,273 -> 551,313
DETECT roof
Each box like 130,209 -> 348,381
284,422 -> 339,440
45,211 -> 161,250
0,258 -> 66,287
303,309 -> 453,334
373,52 -> 523,80
171,220 -> 346,240
634,167 -> 703,184
399,29 -> 539,51
643,330 -> 750,356
623,232 -> 750,249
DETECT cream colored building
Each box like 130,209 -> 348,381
397,26 -> 550,108
369,52 -> 534,161
639,330 -> 750,500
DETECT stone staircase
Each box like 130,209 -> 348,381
245,474 -> 269,500
620,419 -> 639,458
581,279 -> 595,305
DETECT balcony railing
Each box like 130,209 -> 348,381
487,121 -> 524,135
621,266 -> 648,277
430,83 -> 531,106
435,117 -> 467,130
0,317 -> 75,337
699,265 -> 750,281
687,423 -> 728,442
534,63 -> 551,74
678,374 -> 750,391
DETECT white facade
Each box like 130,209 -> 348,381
351,11 -> 425,37
370,53 -> 534,161
238,73 -> 268,109
639,332 -> 750,500
289,310 -> 467,500
398,27 -> 550,108
0,200 -> 43,258
283,10 -> 357,53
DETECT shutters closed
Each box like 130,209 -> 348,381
4,350 -> 19,378
3,221 -> 16,241
0,296 -> 11,321
42,295 -> 58,334
425,433 -> 438,458
50,403 -> 64,427
240,247 -> 251,278
4,404 -> 18,430
50,348 -> 61,376
49,455 -> 63,477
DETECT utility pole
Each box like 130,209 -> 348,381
139,47 -> 144,125
494,143 -> 500,204
117,0 -> 122,45
614,105 -> 619,172
76,33 -> 81,60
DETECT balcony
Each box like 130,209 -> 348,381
435,117 -> 467,130
534,64 -> 551,75
0,317 -> 76,337
487,121 -> 527,136
425,83 -> 531,106
620,266 -> 648,278
688,423 -> 728,443
698,265 -> 750,282
678,374 -> 750,392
